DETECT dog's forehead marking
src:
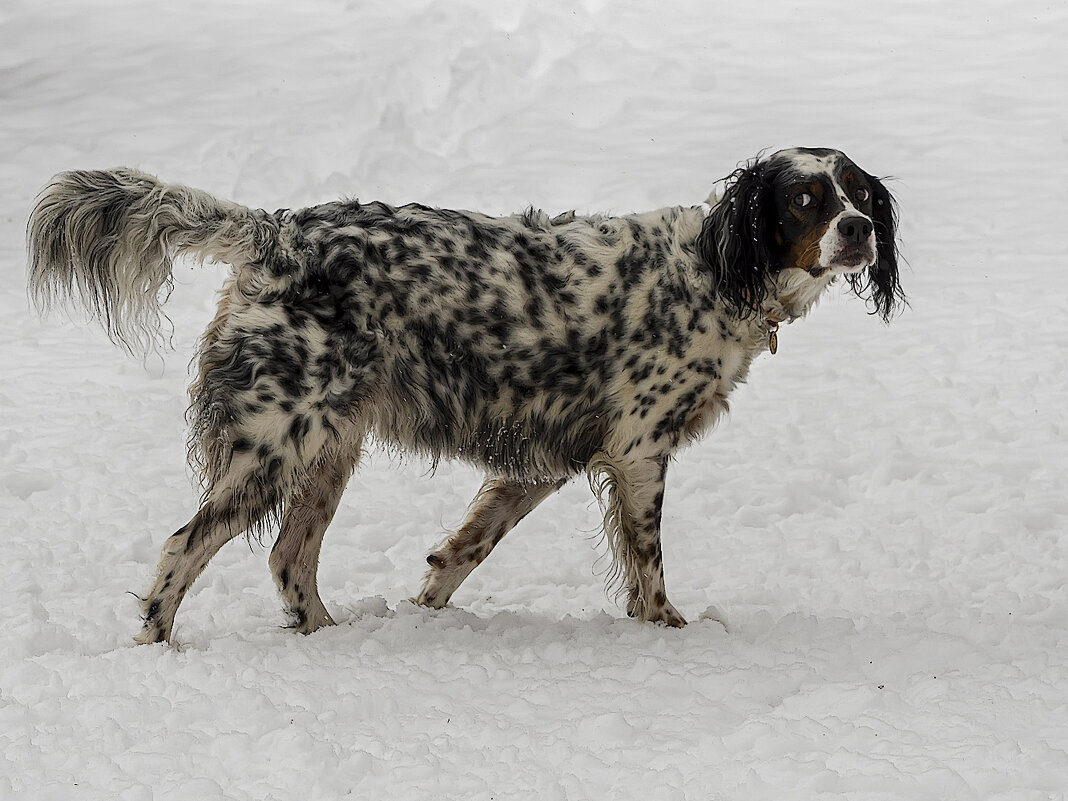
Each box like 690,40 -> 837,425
775,148 -> 844,182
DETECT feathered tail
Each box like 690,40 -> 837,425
27,168 -> 274,354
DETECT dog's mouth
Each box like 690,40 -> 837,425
811,247 -> 874,277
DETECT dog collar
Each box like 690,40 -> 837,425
763,309 -> 789,355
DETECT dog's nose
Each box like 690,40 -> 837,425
837,215 -> 873,244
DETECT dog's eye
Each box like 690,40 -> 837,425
854,187 -> 870,203
793,192 -> 814,209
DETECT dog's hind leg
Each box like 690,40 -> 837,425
415,477 -> 565,609
135,419 -> 334,644
591,452 -> 686,627
268,441 -> 362,634
135,491 -> 274,645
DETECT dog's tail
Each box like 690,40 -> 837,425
27,168 -> 275,354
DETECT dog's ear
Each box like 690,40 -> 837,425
696,165 -> 776,318
847,174 -> 905,321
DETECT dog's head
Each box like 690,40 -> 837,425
697,147 -> 904,321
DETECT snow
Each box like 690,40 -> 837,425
2,0 -> 1066,798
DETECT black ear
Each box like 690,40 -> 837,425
846,174 -> 905,321
696,164 -> 776,318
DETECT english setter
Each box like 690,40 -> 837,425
27,147 -> 903,643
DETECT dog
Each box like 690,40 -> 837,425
27,147 -> 903,643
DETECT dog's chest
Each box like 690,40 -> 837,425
619,308 -> 762,449
681,318 -> 761,439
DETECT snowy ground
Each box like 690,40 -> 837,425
2,0 -> 1067,798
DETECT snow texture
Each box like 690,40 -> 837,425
2,0 -> 1066,798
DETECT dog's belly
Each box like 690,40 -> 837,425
371,326 -> 621,480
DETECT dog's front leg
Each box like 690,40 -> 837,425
415,477 -> 565,609
593,452 -> 686,628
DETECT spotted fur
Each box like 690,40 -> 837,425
26,147 -> 903,643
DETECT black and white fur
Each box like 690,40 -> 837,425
27,147 -> 903,643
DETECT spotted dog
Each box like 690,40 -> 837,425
27,147 -> 903,643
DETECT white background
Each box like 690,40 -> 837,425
2,1 -> 1066,798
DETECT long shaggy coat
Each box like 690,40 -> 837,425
27,147 -> 903,643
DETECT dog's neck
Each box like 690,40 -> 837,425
767,268 -> 837,322
755,270 -> 838,354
